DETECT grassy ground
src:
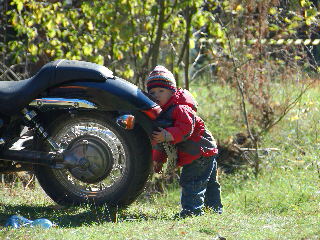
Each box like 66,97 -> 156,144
0,83 -> 319,239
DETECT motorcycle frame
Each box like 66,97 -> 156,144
0,77 -> 157,172
35,78 -> 156,135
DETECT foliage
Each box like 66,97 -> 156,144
2,0 -> 209,87
3,1 -> 318,85
188,0 -> 320,175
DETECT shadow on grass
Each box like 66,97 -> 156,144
0,203 -> 166,228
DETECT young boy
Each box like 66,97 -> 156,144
146,65 -> 223,217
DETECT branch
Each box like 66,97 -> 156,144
151,0 -> 166,68
0,62 -> 22,81
190,62 -> 216,81
218,18 -> 255,143
168,37 -> 185,67
164,0 -> 178,22
260,82 -> 313,135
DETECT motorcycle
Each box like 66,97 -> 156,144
0,59 -> 162,207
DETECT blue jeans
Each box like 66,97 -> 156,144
179,156 -> 223,215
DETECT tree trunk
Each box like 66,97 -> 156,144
184,6 -> 192,90
151,0 -> 166,68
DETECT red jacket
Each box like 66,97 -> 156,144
152,88 -> 218,166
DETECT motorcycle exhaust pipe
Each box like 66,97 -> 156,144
0,149 -> 63,167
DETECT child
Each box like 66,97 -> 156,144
146,65 -> 223,217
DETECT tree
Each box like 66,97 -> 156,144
191,0 -> 318,175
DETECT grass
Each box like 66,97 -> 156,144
0,83 -> 319,239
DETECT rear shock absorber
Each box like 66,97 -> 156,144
22,108 -> 61,152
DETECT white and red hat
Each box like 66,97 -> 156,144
146,65 -> 176,91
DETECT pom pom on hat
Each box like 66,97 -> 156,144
146,65 -> 176,91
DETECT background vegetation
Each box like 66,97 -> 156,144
0,84 -> 319,239
0,0 -> 320,239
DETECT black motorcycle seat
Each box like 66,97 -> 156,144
0,59 -> 114,115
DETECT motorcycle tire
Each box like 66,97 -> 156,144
34,111 -> 151,207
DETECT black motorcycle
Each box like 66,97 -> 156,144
0,59 -> 162,207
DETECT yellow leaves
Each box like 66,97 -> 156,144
83,44 -> 93,56
300,0 -> 310,7
96,39 -> 105,49
235,4 -> 243,12
28,28 -> 38,40
45,20 -> 55,31
45,49 -> 55,57
28,44 -> 38,55
136,51 -> 142,59
11,12 -> 19,27
50,39 -> 59,46
195,14 -> 206,27
305,18 -> 313,26
189,39 -> 195,49
144,22 -> 152,31
284,17 -> 291,24
62,18 -> 69,28
269,24 -> 280,31
289,99 -> 317,122
48,30 -> 56,38
276,59 -> 285,65
123,67 -> 134,79
87,21 -> 94,31
26,19 -> 34,27
269,7 -> 277,15
34,10 -> 43,24
55,13 -> 64,25
211,23 -> 225,39
93,55 -> 104,65
69,10 -> 79,20
117,51 -> 124,60
289,115 -> 300,122
246,53 -> 254,60
306,101 -> 315,107
65,51 -> 73,59
304,8 -> 317,25
169,16 -> 182,32
16,1 -> 23,12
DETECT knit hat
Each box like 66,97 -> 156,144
146,65 -> 176,92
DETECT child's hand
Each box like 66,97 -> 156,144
153,161 -> 163,173
152,128 -> 173,143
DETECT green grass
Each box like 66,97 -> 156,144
1,162 -> 319,240
0,83 -> 319,239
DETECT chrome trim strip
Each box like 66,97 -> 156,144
29,98 -> 97,109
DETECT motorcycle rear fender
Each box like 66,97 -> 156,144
31,77 -> 157,136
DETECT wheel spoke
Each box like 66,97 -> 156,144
52,120 -> 127,196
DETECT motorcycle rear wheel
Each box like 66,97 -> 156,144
34,112 -> 151,207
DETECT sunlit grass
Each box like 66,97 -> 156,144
0,83 -> 319,239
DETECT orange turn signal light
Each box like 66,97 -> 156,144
116,114 -> 135,130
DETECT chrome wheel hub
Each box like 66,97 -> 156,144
67,135 -> 114,184
51,120 -> 127,196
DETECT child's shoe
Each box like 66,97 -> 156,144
173,209 -> 203,219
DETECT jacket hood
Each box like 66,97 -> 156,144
162,88 -> 198,111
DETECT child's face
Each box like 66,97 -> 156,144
148,87 -> 173,106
